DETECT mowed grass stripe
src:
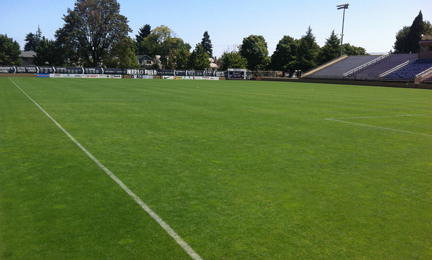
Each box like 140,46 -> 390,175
0,78 -> 194,260
2,78 -> 432,259
8,78 -> 203,260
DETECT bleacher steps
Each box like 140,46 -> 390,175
302,55 -> 348,78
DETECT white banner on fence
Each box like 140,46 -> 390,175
131,75 -> 153,79
49,74 -> 122,78
162,76 -> 219,80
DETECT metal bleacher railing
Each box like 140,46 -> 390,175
343,53 -> 389,77
379,60 -> 412,78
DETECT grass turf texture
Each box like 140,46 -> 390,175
1,77 -> 431,259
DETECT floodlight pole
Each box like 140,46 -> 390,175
337,3 -> 349,57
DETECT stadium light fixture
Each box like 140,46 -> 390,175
337,3 -> 349,57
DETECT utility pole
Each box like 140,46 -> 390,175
337,4 -> 349,57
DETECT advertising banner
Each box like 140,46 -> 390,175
162,76 -> 219,80
15,66 -> 38,73
0,66 -> 15,73
131,75 -> 153,79
49,74 -> 122,78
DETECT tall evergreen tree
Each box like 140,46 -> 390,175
34,37 -> 63,66
54,10 -> 83,66
136,24 -> 151,44
403,11 -> 424,53
24,33 -> 37,51
188,43 -> 210,70
296,26 -> 320,72
201,31 -> 213,58
394,11 -> 429,53
318,30 -> 340,64
24,26 -> 42,51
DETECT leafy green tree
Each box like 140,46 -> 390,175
270,35 -> 299,76
240,35 -> 270,71
201,31 -> 213,57
137,25 -> 191,69
105,36 -> 139,68
219,50 -> 247,70
137,33 -> 160,57
394,26 -> 410,53
342,43 -> 367,55
172,46 -> 190,70
137,25 -> 175,57
188,43 -> 210,70
55,0 -> 133,67
165,37 -> 191,69
34,37 -> 63,66
318,30 -> 340,64
152,25 -> 176,44
296,26 -> 320,72
425,21 -> 432,35
0,34 -> 22,65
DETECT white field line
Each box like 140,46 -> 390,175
326,114 -> 432,138
328,114 -> 432,120
9,78 -> 203,260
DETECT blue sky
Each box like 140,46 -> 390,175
1,0 -> 431,58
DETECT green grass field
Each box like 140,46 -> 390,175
1,77 -> 432,259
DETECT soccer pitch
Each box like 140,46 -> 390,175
1,77 -> 431,259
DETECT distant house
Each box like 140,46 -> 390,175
137,55 -> 155,68
21,51 -> 36,66
208,57 -> 219,72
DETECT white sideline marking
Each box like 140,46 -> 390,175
326,114 -> 432,138
9,78 -> 203,260
328,114 -> 432,120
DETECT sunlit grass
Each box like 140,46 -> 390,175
1,78 -> 432,259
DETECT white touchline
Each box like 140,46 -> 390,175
327,114 -> 432,120
326,116 -> 432,138
9,78 -> 203,260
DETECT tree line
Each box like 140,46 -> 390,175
1,0 -> 430,73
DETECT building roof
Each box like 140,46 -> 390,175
21,51 -> 36,58
137,54 -> 153,61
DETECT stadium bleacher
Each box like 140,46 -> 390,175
304,55 -> 381,79
347,54 -> 418,80
384,59 -> 432,81
303,53 -> 432,84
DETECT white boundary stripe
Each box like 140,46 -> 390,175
326,114 -> 432,138
327,114 -> 432,120
9,78 -> 203,260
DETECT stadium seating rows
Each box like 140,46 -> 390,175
348,54 -> 418,80
305,56 -> 379,79
384,59 -> 432,81
305,54 -> 432,83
